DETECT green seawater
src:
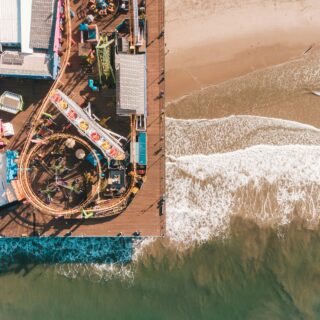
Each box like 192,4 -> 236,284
1,219 -> 320,320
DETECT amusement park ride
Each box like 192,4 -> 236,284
50,89 -> 126,161
13,0 -> 149,219
96,35 -> 115,84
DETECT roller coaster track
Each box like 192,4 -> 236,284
22,134 -> 102,215
18,0 -> 137,218
18,0 -> 73,216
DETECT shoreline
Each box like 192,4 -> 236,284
165,48 -> 320,127
166,41 -> 317,102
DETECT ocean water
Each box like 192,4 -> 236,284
1,224 -> 320,319
0,237 -> 134,271
2,38 -> 320,320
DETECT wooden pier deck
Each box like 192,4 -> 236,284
0,0 -> 165,237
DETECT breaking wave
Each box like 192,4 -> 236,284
166,144 -> 320,245
165,115 -> 320,245
55,262 -> 135,283
55,238 -> 155,283
166,115 -> 320,156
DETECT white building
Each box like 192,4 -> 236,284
0,0 -> 62,79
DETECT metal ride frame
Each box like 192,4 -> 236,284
50,89 -> 126,160
18,0 -> 137,218
96,35 -> 115,84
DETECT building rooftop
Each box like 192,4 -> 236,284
0,52 -> 53,78
0,0 -> 59,79
0,0 -> 56,50
0,0 -> 20,44
116,53 -> 147,116
30,0 -> 57,50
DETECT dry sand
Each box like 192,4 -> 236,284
165,0 -> 320,101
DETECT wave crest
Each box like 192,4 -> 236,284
166,115 -> 320,156
166,145 -> 320,245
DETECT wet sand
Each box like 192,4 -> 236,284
166,49 -> 320,126
166,0 -> 320,102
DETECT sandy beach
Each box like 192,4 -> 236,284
164,0 -> 320,243
165,0 -> 320,102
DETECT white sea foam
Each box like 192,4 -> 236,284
55,263 -> 135,283
55,238 -> 156,282
166,145 -> 320,245
166,115 -> 320,156
131,237 -> 157,262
